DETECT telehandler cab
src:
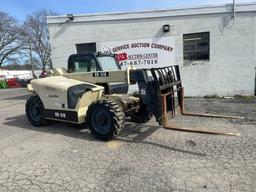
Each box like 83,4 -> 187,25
26,52 -> 241,140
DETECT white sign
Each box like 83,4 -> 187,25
100,36 -> 175,69
0,70 -> 32,79
0,70 -> 42,79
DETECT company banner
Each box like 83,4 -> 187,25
99,36 -> 175,69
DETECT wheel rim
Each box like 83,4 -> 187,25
29,102 -> 41,122
91,108 -> 112,135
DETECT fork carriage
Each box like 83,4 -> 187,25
130,65 -> 242,136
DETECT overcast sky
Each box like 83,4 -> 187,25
1,0 -> 255,22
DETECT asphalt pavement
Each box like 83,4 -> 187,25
0,88 -> 255,192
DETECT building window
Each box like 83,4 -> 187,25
183,32 -> 209,64
76,42 -> 96,53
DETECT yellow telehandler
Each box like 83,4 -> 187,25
26,52 -> 241,140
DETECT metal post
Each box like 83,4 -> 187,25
29,41 -> 35,78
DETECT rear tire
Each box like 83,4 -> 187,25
26,95 -> 48,126
87,99 -> 125,141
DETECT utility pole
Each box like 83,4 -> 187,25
29,40 -> 35,78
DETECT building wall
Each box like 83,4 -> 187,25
48,11 -> 256,96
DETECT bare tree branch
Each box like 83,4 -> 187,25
22,9 -> 57,69
0,12 -> 22,66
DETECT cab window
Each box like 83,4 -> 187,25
97,56 -> 120,71
68,55 -> 99,73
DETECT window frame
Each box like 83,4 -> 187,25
183,32 -> 210,63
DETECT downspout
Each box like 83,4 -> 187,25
232,0 -> 236,19
254,3 -> 256,96
255,67 -> 256,96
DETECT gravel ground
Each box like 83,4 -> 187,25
0,88 -> 255,192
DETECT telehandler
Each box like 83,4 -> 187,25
26,52 -> 241,140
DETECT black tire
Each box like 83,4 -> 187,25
131,103 -> 152,123
87,99 -> 125,141
26,95 -> 48,127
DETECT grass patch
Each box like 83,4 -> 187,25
234,95 -> 256,99
203,94 -> 220,99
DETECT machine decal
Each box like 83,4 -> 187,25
54,112 -> 66,118
93,72 -> 109,77
45,109 -> 78,122
140,89 -> 146,95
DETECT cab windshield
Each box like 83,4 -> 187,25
97,56 -> 120,71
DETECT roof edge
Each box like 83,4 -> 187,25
47,2 -> 256,24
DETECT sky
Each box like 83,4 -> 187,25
0,0 -> 255,23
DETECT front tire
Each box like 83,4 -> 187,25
26,95 -> 48,126
87,99 -> 125,141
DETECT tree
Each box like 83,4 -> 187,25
0,12 -> 22,66
22,10 -> 56,69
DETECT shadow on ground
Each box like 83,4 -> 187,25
2,94 -> 31,100
3,114 -> 205,157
